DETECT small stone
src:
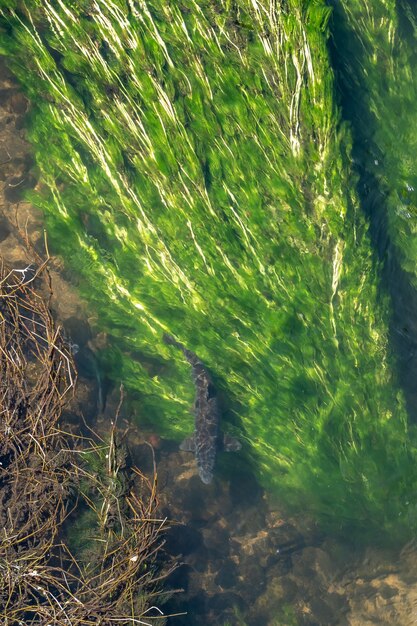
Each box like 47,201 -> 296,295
308,596 -> 339,625
8,91 -> 28,115
292,547 -> 337,584
214,560 -> 238,588
0,214 -> 10,242
164,523 -> 203,557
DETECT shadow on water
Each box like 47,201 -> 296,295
328,0 -> 417,421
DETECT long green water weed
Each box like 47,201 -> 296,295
329,0 -> 417,288
1,0 -> 416,540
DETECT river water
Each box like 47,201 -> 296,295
1,1 -> 417,624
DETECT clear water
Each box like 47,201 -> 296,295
2,1 -> 417,624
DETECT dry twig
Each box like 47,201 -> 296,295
0,261 -> 178,625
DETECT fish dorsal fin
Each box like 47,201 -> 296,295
222,433 -> 242,452
179,435 -> 196,452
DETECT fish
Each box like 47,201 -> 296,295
163,334 -> 241,484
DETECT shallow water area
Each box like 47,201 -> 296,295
115,415 -> 417,626
2,0 -> 415,543
3,4 -> 417,624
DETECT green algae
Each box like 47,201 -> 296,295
1,0 -> 417,541
329,0 -> 417,285
328,0 -> 417,417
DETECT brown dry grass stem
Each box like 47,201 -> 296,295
0,261 -> 178,625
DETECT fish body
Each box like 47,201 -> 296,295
164,334 -> 241,484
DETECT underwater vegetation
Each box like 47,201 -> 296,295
328,0 -> 417,417
329,0 -> 417,287
1,0 -> 417,542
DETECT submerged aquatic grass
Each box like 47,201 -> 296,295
1,0 -> 417,540
329,0 -> 417,283
328,0 -> 417,416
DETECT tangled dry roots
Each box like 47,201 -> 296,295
0,262 -> 175,625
